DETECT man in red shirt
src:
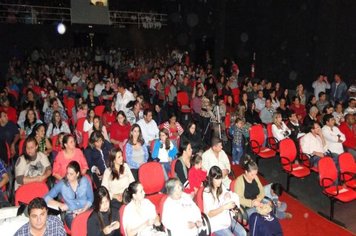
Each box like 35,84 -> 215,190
339,114 -> 356,160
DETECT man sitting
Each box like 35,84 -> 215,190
15,197 -> 66,236
339,114 -> 356,160
202,137 -> 231,188
300,121 -> 329,167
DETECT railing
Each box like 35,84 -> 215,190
0,3 -> 168,29
0,3 -> 71,24
109,10 -> 168,29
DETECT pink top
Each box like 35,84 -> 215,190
53,148 -> 89,178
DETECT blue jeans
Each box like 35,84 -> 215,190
214,218 -> 246,236
232,144 -> 243,163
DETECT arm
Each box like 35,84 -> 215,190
255,176 -> 265,202
168,142 -> 178,159
234,176 -> 253,208
175,160 -> 188,185
44,181 -> 68,211
0,173 -> 9,188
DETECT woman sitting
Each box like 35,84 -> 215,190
30,123 -> 52,157
45,161 -> 94,229
87,186 -> 120,236
160,113 -> 184,147
174,141 -> 192,188
84,131 -> 113,187
122,181 -> 165,236
234,158 -> 265,217
101,147 -> 135,209
53,134 -> 88,180
162,178 -> 202,236
179,121 -> 203,155
151,128 -> 178,179
203,166 -> 246,236
102,101 -> 117,131
125,124 -> 149,180
88,115 -> 110,142
46,110 -> 71,138
109,111 -> 131,151
19,108 -> 42,138
271,112 -> 291,142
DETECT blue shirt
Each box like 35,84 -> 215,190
44,177 -> 93,211
15,215 -> 66,236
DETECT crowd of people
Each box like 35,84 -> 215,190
0,45 -> 355,235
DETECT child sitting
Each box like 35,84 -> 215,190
229,118 -> 249,165
263,183 -> 292,219
186,154 -> 207,196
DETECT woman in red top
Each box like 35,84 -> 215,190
289,96 -> 306,123
161,112 -> 184,147
102,101 -> 117,132
109,111 -> 131,150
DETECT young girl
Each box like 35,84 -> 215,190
229,118 -> 249,165
186,154 -> 207,196
151,128 -> 178,179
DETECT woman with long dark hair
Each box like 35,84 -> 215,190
46,110 -> 71,138
110,111 -> 131,150
87,186 -> 120,236
179,121 -> 203,155
101,147 -> 134,209
45,161 -> 94,229
20,108 -> 42,137
30,123 -> 52,156
122,181 -> 164,236
124,124 -> 149,180
203,166 -> 246,236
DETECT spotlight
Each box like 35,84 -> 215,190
57,23 -> 66,35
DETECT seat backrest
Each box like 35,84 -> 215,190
139,162 -> 165,194
177,91 -> 189,106
18,139 -> 25,156
279,138 -> 297,164
119,204 -> 126,236
194,187 -> 205,212
249,124 -> 265,150
71,209 -> 93,236
64,98 -> 76,118
169,159 -> 178,178
158,194 -> 168,217
318,157 -> 338,187
266,123 -> 273,138
94,105 -> 105,116
15,182 -> 49,206
76,117 -> 86,132
230,179 -> 236,192
339,152 -> 356,176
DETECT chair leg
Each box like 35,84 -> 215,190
330,198 -> 335,220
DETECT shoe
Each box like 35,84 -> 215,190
285,212 -> 293,219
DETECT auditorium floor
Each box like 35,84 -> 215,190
254,156 -> 356,234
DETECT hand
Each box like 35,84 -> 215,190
252,200 -> 262,207
224,201 -> 236,210
222,169 -> 229,178
59,203 -> 68,212
110,221 -> 120,230
146,219 -> 154,227
116,193 -> 123,202
10,144 -> 16,157
195,221 -> 203,227
187,221 -> 196,229
103,225 -> 114,235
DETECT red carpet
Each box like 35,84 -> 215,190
231,165 -> 355,236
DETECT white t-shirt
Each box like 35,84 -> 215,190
122,199 -> 157,236
203,187 -> 240,232
162,193 -> 201,236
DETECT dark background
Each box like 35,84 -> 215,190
1,0 -> 356,89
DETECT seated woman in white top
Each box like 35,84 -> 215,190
122,181 -> 165,236
101,147 -> 135,210
162,178 -> 202,236
272,112 -> 291,141
203,166 -> 246,236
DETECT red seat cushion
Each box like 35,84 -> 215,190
289,164 -> 310,177
258,147 -> 276,158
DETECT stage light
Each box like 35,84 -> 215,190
57,23 -> 66,35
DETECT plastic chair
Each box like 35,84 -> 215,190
138,162 -> 165,212
94,105 -> 105,116
64,97 -> 76,119
177,91 -> 192,122
71,209 -> 93,236
318,157 -> 356,220
75,117 -> 89,148
339,152 -> 356,189
15,182 -> 49,206
248,124 -> 276,165
169,159 -> 177,178
279,138 -> 310,192
18,139 -> 25,156
119,204 -> 126,236
266,123 -> 279,152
